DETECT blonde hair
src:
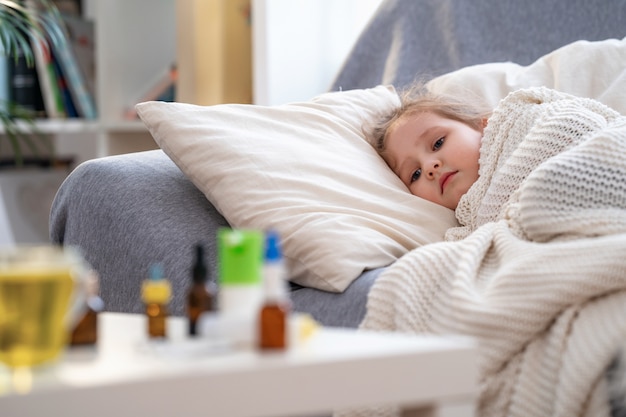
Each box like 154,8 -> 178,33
364,82 -> 492,155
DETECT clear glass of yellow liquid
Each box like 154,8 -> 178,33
0,246 -> 84,368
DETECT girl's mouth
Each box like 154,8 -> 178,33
440,171 -> 457,193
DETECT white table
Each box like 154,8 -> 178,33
0,312 -> 477,417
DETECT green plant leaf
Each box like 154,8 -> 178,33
0,0 -> 62,167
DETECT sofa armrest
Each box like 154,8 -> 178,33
50,150 -> 229,316
50,149 -> 380,328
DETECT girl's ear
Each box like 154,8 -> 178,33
481,117 -> 489,130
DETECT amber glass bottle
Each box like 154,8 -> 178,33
70,271 -> 104,346
259,301 -> 290,349
258,231 -> 291,350
141,264 -> 171,339
187,244 -> 214,336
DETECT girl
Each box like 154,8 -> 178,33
365,83 -> 623,241
342,84 -> 626,417
364,83 -> 490,211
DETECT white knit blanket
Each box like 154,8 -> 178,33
336,87 -> 626,417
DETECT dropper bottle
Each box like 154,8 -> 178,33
141,263 -> 171,339
258,230 -> 291,350
70,270 -> 104,346
187,243 -> 215,336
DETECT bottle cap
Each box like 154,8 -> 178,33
218,228 -> 263,286
265,230 -> 282,263
149,263 -> 164,281
263,230 -> 289,300
192,243 -> 208,284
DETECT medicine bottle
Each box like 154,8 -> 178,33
70,270 -> 104,346
258,230 -> 291,350
141,263 -> 171,338
187,243 -> 215,336
217,228 -> 264,346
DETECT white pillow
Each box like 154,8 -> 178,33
136,86 -> 457,293
427,38 -> 626,114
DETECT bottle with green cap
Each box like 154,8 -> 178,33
217,228 -> 264,346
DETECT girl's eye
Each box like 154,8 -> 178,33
410,169 -> 421,183
433,137 -> 444,150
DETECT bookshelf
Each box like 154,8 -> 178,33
0,0 -> 177,167
2,0 -> 382,166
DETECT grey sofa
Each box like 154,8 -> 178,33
50,0 -> 626,328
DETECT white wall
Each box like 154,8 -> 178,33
252,0 -> 383,106
85,0 -> 382,106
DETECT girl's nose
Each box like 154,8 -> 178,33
425,161 -> 440,179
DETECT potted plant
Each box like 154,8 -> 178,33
0,0 -> 65,167
0,0 -> 70,245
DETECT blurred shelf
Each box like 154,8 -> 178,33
0,119 -> 148,135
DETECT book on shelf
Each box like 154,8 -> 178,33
51,0 -> 82,17
32,37 -> 66,119
46,11 -> 97,120
0,45 -> 9,114
8,43 -> 47,118
61,13 -> 95,100
9,1 -> 96,121
25,0 -> 66,119
5,3 -> 46,118
50,48 -> 79,118
123,64 -> 177,120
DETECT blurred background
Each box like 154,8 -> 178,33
0,0 -> 384,245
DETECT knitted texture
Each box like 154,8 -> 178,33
513,117 -> 626,241
335,87 -> 626,417
446,87 -> 621,241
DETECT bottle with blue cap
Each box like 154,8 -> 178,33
258,229 -> 291,350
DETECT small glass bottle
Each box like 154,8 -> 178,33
258,230 -> 291,350
141,263 -> 171,339
70,270 -> 104,346
187,243 -> 215,336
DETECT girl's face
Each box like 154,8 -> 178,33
384,111 -> 483,210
